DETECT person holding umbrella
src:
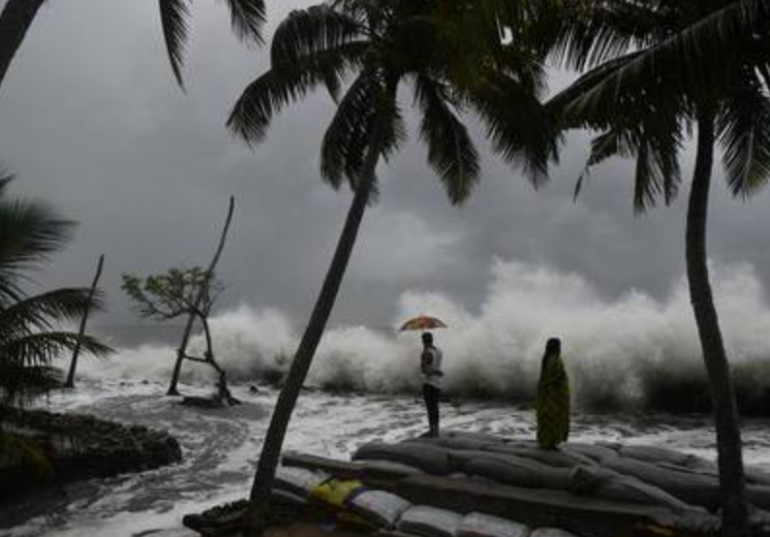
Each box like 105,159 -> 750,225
420,332 -> 444,437
400,316 -> 447,438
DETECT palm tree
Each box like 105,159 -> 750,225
0,174 -> 111,459
225,0 -> 526,532
541,1 -> 770,534
0,0 -> 266,91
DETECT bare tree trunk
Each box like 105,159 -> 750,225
199,314 -> 234,403
687,110 -> 750,537
241,170 -> 376,537
168,196 -> 236,395
64,254 -> 105,389
0,0 -> 46,91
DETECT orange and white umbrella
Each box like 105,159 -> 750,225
399,315 -> 448,332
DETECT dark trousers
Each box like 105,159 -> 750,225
423,384 -> 441,429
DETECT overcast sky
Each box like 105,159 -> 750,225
1,0 -> 769,334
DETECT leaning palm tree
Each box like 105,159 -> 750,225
0,174 -> 111,462
540,1 -> 770,534
226,0 -> 538,531
0,0 -> 266,91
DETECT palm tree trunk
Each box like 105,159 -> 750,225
64,254 -> 105,388
241,170 -> 375,537
0,0 -> 46,91
687,109 -> 750,537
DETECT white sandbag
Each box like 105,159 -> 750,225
457,512 -> 530,537
274,466 -> 329,497
529,529 -> 578,537
349,490 -> 411,528
354,442 -> 450,475
397,505 -> 463,537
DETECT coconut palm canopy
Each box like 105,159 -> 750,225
535,1 -> 770,534
545,0 -> 770,207
0,175 -> 111,409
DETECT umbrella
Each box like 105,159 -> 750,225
399,315 -> 448,332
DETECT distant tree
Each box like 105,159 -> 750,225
122,267 -> 236,404
0,0 -> 266,91
0,174 -> 111,464
65,253 -> 106,389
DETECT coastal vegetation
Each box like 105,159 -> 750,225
122,266 -> 237,404
0,0 -> 769,536
0,174 -> 111,467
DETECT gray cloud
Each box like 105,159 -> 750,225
1,0 -> 770,338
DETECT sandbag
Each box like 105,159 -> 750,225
446,450 -> 519,473
274,466 -> 329,497
457,512 -> 530,537
418,431 -> 506,452
604,456 -> 719,509
349,490 -> 411,528
529,529 -> 578,537
619,445 -> 711,471
360,459 -> 424,480
561,443 -> 619,464
397,505 -> 463,537
463,457 -> 571,490
354,442 -> 450,475
310,478 -> 366,510
484,444 -> 596,469
594,475 -> 696,512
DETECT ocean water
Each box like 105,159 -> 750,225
5,259 -> 770,536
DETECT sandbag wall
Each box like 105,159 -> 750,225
272,463 -> 579,537
281,431 -> 770,537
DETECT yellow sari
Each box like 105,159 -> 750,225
536,351 -> 570,449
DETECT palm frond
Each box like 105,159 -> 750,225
321,69 -> 404,189
158,0 -> 191,89
271,6 -> 364,70
1,332 -> 112,369
718,73 -> 770,197
550,0 -> 663,71
414,74 -> 479,205
0,288 -> 105,342
0,199 -> 75,302
222,0 -> 266,44
469,71 -> 559,187
227,42 -> 368,144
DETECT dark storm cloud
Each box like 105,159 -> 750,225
1,0 -> 769,335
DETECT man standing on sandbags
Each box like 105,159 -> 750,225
421,332 -> 444,437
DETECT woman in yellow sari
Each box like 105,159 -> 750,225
536,337 -> 570,449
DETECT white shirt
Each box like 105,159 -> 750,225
421,346 -> 444,389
